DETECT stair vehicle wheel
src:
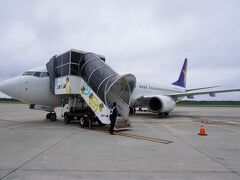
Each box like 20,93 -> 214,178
79,117 -> 86,127
79,117 -> 89,127
49,113 -> 57,121
64,113 -> 69,124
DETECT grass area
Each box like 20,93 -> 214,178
177,104 -> 240,107
0,101 -> 24,104
1,98 -> 240,107
0,98 -> 24,104
177,101 -> 240,107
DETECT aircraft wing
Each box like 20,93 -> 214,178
169,88 -> 240,99
186,86 -> 221,92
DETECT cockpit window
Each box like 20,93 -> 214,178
40,72 -> 49,77
22,71 -> 49,78
33,72 -> 41,77
23,71 -> 34,76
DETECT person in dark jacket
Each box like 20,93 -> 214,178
109,102 -> 117,135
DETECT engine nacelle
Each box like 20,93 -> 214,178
148,95 -> 176,113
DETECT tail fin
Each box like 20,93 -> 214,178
172,58 -> 188,88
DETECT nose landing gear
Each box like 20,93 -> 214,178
46,112 -> 57,121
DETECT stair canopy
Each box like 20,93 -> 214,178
79,53 -> 136,110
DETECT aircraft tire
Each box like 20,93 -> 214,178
129,106 -> 135,115
49,113 -> 57,121
158,112 -> 164,116
164,112 -> 169,116
46,113 -> 50,119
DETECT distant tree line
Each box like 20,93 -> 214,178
177,100 -> 240,106
0,98 -> 23,103
1,98 -> 240,106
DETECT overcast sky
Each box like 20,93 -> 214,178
0,0 -> 240,100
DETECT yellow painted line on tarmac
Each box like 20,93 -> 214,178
89,128 -> 173,144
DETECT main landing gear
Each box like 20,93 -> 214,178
46,112 -> 57,121
158,112 -> 169,117
129,106 -> 136,115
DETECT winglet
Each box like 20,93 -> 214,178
172,58 -> 188,88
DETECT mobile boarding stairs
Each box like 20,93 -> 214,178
46,49 -> 136,129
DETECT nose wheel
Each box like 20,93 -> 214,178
46,112 -> 57,121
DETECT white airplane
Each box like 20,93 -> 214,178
0,57 -> 239,121
129,58 -> 240,115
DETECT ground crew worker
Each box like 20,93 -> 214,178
109,102 -> 117,135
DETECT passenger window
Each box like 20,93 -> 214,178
33,72 -> 41,77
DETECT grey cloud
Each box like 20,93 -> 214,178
0,0 -> 240,100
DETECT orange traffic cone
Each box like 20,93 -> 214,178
198,120 -> 207,136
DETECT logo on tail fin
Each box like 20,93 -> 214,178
172,58 -> 188,88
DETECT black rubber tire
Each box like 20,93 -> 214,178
129,106 -> 134,115
64,114 -> 69,124
158,112 -> 164,116
79,117 -> 85,127
49,113 -> 57,121
164,112 -> 169,116
46,113 -> 50,119
79,117 -> 89,127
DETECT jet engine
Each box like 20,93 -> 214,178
148,95 -> 176,113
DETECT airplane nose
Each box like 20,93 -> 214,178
0,77 -> 21,99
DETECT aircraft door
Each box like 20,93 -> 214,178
19,76 -> 35,104
20,78 -> 30,103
